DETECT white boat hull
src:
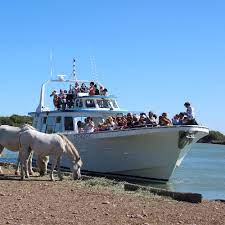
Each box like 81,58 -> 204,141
56,125 -> 208,181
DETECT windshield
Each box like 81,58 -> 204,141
97,99 -> 111,108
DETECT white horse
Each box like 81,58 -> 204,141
19,129 -> 82,181
0,124 -> 34,175
0,124 -> 47,175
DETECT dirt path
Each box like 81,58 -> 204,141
0,168 -> 225,225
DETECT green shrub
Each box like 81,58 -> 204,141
0,115 -> 32,127
198,130 -> 225,143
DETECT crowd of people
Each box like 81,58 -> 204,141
78,102 -> 198,133
50,81 -> 108,110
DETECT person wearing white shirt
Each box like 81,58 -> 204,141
184,102 -> 198,125
84,117 -> 95,133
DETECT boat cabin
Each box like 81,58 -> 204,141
30,109 -> 125,134
29,78 -> 125,134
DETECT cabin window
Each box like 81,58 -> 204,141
43,117 -> 47,124
46,116 -> 56,134
56,116 -> 61,123
55,116 -> 62,132
75,117 -> 86,133
64,117 -> 74,131
97,99 -> 111,108
75,99 -> 83,108
41,118 -> 47,132
85,99 -> 95,108
75,116 -> 104,133
111,100 -> 118,108
92,117 -> 105,125
32,116 -> 38,128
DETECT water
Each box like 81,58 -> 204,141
0,150 -> 18,164
1,144 -> 225,200
151,143 -> 225,200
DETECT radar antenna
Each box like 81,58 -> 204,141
90,56 -> 98,82
50,49 -> 54,80
72,58 -> 77,81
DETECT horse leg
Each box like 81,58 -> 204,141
0,144 -> 4,174
43,156 -> 49,175
57,156 -> 63,181
24,149 -> 32,178
0,144 -> 4,156
28,151 -> 34,175
19,152 -> 25,181
15,154 -> 20,175
37,155 -> 48,176
20,147 -> 30,180
24,157 -> 30,178
50,156 -> 57,181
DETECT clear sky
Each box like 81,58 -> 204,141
0,0 -> 224,133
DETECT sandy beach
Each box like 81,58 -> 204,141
0,166 -> 225,225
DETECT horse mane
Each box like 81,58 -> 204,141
57,134 -> 82,167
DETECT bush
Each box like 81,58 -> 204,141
0,115 -> 32,127
198,130 -> 225,143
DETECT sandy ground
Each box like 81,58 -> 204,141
0,166 -> 225,225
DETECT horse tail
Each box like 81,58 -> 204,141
57,134 -> 82,167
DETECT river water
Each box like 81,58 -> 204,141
152,143 -> 225,200
1,143 -> 225,200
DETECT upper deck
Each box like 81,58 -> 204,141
35,76 -> 122,114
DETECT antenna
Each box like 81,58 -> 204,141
50,49 -> 54,79
72,58 -> 77,81
90,56 -> 98,82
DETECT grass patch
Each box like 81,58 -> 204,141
82,177 -> 123,190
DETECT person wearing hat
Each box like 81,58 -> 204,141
184,102 -> 198,125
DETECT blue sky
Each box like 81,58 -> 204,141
0,0 -> 225,133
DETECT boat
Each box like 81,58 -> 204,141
28,62 -> 209,182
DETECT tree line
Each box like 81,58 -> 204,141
198,130 -> 225,144
0,114 -> 32,127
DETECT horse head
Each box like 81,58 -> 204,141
72,157 -> 83,180
57,134 -> 83,180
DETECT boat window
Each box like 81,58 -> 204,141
75,116 -> 104,133
85,99 -> 96,108
43,117 -> 47,124
75,99 -> 83,108
56,116 -> 61,123
64,117 -> 74,131
97,99 -> 111,108
46,116 -> 56,134
33,116 -> 38,128
75,117 -> 86,133
55,116 -> 62,132
92,117 -> 104,125
111,100 -> 118,108
41,117 -> 47,133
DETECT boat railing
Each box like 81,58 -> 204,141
77,124 -> 205,135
